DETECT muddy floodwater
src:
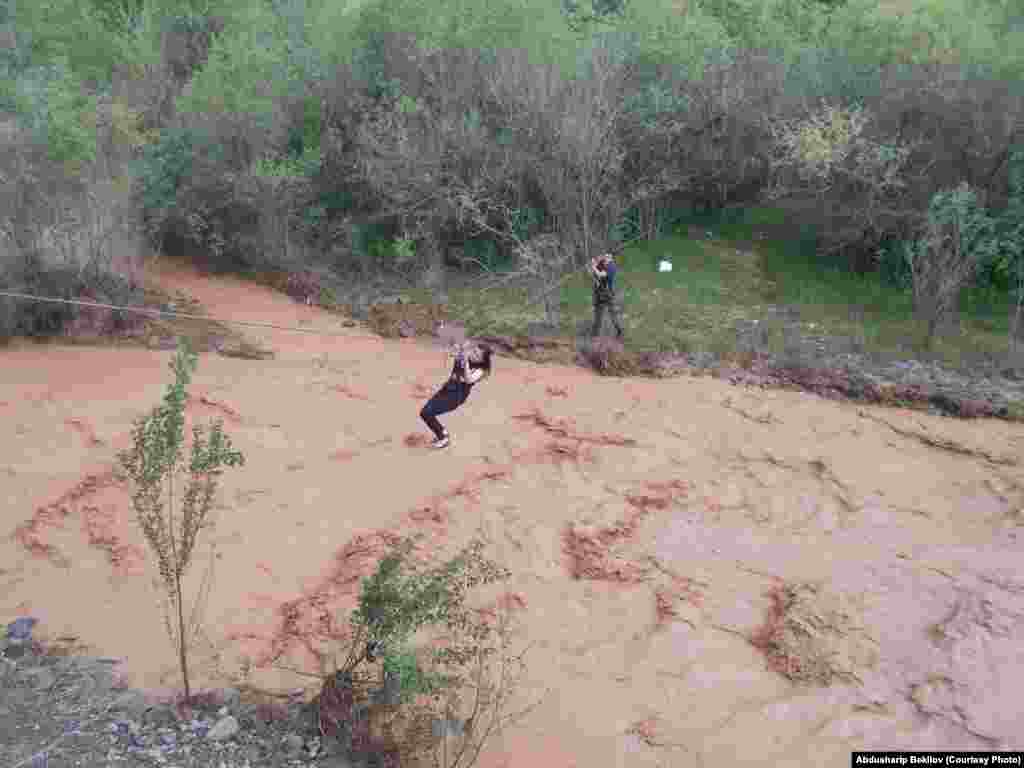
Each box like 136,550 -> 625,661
3,261 -> 1023,767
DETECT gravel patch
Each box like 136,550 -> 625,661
0,630 -> 343,768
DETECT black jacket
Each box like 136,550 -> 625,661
592,262 -> 617,304
446,355 -> 485,390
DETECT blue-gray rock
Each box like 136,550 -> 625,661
305,736 -> 322,758
6,617 -> 38,641
128,732 -> 147,749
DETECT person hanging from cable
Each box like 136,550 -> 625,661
590,252 -> 624,339
419,340 -> 493,449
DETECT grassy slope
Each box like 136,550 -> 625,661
413,206 -> 1015,373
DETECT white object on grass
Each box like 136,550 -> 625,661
658,260 -> 673,273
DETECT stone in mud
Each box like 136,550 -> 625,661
20,665 -> 56,690
207,714 -> 240,741
283,733 -> 305,756
144,703 -> 179,729
242,745 -> 263,764
111,690 -> 150,718
247,714 -> 270,735
2,639 -> 28,659
306,736 -> 323,757
319,756 -> 360,768
54,655 -> 91,675
217,686 -> 241,710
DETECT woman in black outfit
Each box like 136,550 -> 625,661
419,343 -> 493,448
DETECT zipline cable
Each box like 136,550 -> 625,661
1,252 -> 618,346
0,289 -> 357,337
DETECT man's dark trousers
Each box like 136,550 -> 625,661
591,295 -> 623,338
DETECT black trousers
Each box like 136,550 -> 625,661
420,383 -> 470,440
592,297 -> 623,337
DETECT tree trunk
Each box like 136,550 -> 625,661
176,574 -> 191,701
542,285 -> 561,326
581,173 -> 592,261
1010,260 -> 1024,364
420,232 -> 447,303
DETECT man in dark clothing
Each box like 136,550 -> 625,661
419,343 -> 493,449
590,252 -> 624,338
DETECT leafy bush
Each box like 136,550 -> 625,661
174,5 -> 286,119
0,248 -> 143,339
903,182 -> 1002,346
284,270 -> 322,305
380,647 -> 445,705
252,146 -> 322,179
0,254 -> 78,338
782,45 -> 885,111
281,93 -> 323,160
133,126 -> 204,217
992,149 -> 1024,348
615,0 -> 734,77
876,236 -> 913,290
771,101 -> 872,179
975,149 -> 1024,292
87,0 -> 146,35
700,0 -> 831,52
13,60 -> 98,172
314,0 -> 577,78
12,0 -> 136,84
134,125 -> 270,270
457,238 -> 509,273
317,535 -> 538,767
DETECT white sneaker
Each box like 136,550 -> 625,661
432,434 -> 450,449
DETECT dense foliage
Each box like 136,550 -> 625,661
2,0 -> 1022,346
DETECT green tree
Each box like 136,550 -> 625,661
118,340 -> 245,701
13,59 -> 98,173
904,183 -> 1003,349
614,0 -> 733,77
994,150 -> 1024,356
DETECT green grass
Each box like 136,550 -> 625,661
409,205 -> 1019,372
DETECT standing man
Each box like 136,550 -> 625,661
590,252 -> 624,339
